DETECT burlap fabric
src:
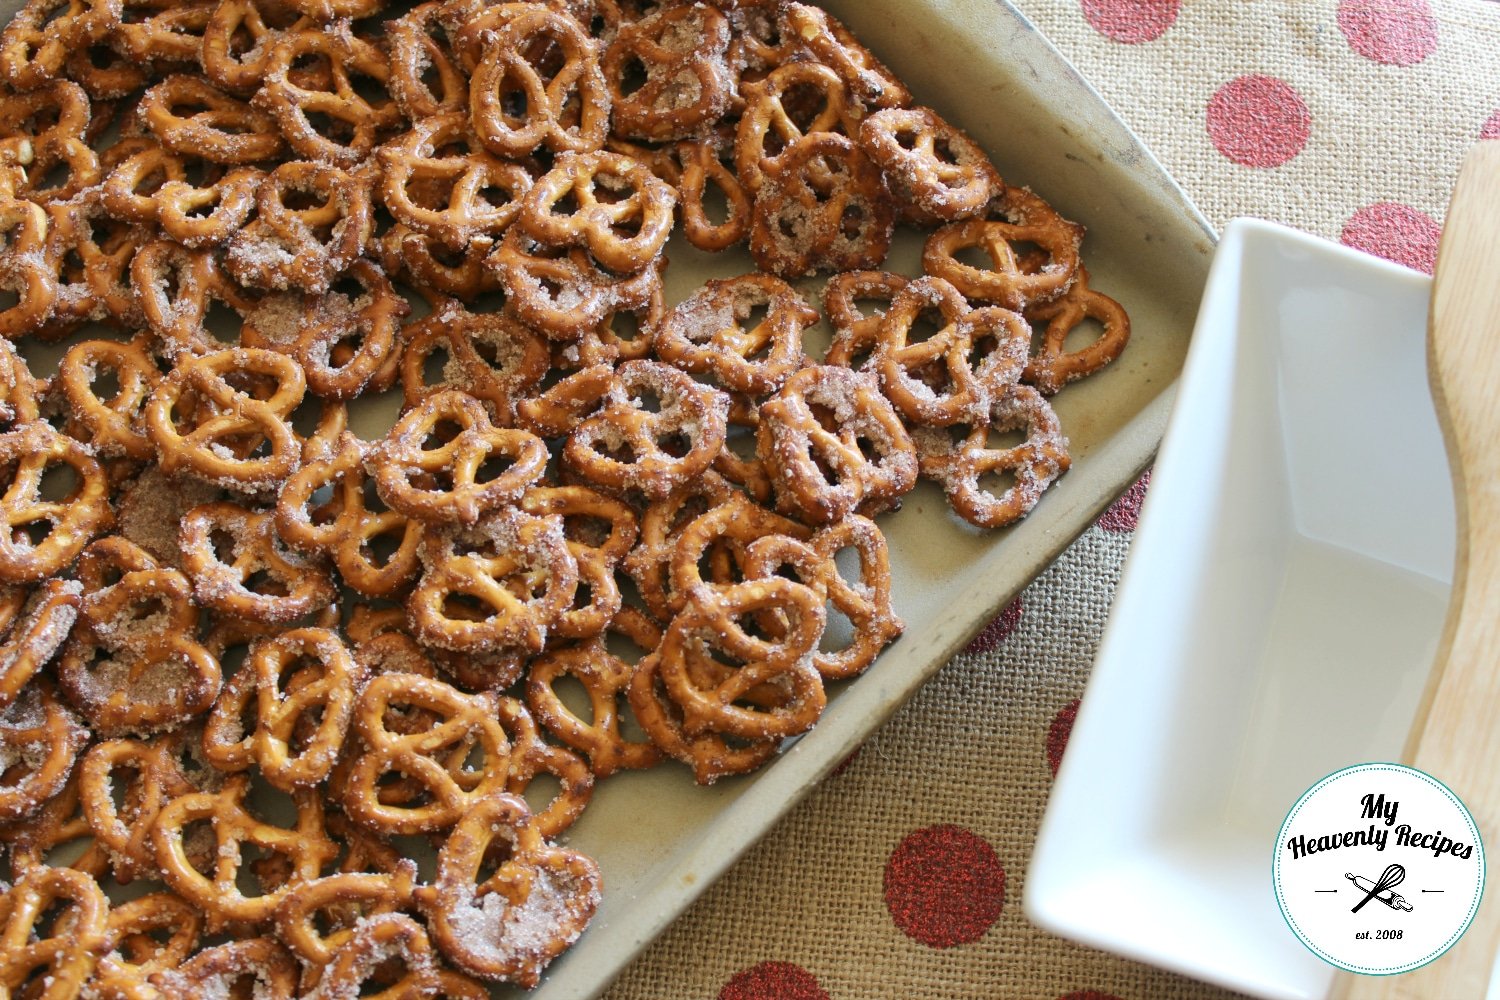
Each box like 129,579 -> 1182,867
604,2 -> 1500,998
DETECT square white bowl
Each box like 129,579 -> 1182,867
1024,218 -> 1455,1000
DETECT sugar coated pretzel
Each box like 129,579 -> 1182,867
179,501 -> 338,625
602,2 -> 734,141
370,388 -> 550,525
139,73 -> 286,164
225,159 -> 374,294
55,337 -> 162,461
655,272 -> 817,396
0,421 -> 114,584
757,364 -> 917,524
858,106 -> 1002,224
381,113 -> 533,249
0,864 -> 110,997
922,186 -> 1086,310
399,302 -> 552,423
1022,265 -> 1132,394
519,149 -> 679,274
489,227 -> 663,340
416,792 -> 602,988
0,580 -> 80,712
0,682 -> 88,823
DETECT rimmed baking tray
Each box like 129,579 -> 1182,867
0,1 -> 1217,996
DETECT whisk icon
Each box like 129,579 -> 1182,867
1346,864 -> 1413,913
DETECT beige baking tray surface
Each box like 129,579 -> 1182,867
3,0 -> 1215,995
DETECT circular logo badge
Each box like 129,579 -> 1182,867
1274,763 -> 1485,974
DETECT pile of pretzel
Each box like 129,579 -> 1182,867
0,0 -> 1132,993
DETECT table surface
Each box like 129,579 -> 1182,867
602,2 -> 1500,998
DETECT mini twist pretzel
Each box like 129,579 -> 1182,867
667,491 -> 809,615
369,389 -> 549,525
0,766 -> 109,879
225,159 -> 373,294
0,0 -> 121,92
242,261 -> 409,399
148,936 -> 300,999
858,106 -> 1001,224
32,201 -> 108,342
914,384 -> 1071,529
380,223 -> 497,299
202,627 -> 364,790
0,200 -> 58,339
100,141 -> 185,226
758,364 -> 918,524
495,695 -> 595,837
409,509 -> 579,654
78,730 -> 215,883
152,164 -> 264,248
735,60 -> 860,194
655,272 -> 816,395
201,0 -> 300,95
151,774 -> 338,930
626,648 -> 780,783
273,868 -> 417,968
0,579 -> 81,711
620,469 -> 735,621
129,238 -> 259,358
64,36 -> 146,98
518,483 -> 637,642
180,501 -> 338,624
78,213 -> 149,330
749,131 -> 895,279
527,606 -> 664,777
517,360 -> 730,501
415,792 -> 602,989
602,2 -> 734,141
56,337 -> 162,461
17,129 -> 102,205
780,2 -> 909,110
922,186 -> 1086,310
0,78 -> 92,151
57,546 -> 222,735
0,421 -> 113,584
144,348 -> 306,493
301,913 -> 441,1000
0,682 -> 88,823
255,24 -> 404,167
276,434 -> 425,598
520,150 -> 678,274
139,73 -> 286,164
0,865 -> 110,999
676,136 -> 752,250
873,275 -> 1030,427
822,269 -> 908,369
94,892 -> 203,994
742,515 -> 902,679
658,577 -> 827,740
489,228 -> 663,340
342,673 -> 512,836
399,301 -> 552,424
387,3 -> 468,119
1022,266 -> 1132,394
469,5 -> 610,159
379,112 -> 531,249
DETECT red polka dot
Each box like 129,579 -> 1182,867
1482,109 -> 1500,141
1097,470 -> 1151,533
963,596 -> 1023,654
884,825 -> 1005,948
1080,0 -> 1180,43
1340,202 -> 1441,274
1046,699 -> 1081,776
1337,0 -> 1438,66
719,962 -> 829,1000
1206,75 -> 1311,168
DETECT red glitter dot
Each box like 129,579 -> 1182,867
883,825 -> 1006,948
963,596 -> 1023,654
1079,0 -> 1180,43
1482,109 -> 1500,141
1097,470 -> 1151,533
1206,75 -> 1311,168
1046,698 -> 1081,776
719,962 -> 829,1000
1340,202 -> 1441,274
1337,0 -> 1438,66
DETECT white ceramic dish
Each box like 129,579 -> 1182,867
1025,218 -> 1455,1000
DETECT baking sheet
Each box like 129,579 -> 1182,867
1,0 -> 1216,996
